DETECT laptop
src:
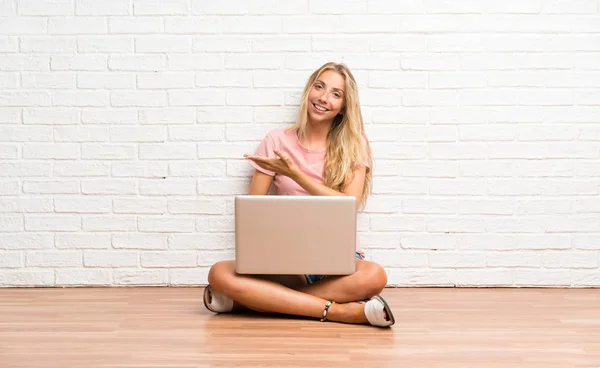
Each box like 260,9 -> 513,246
234,195 -> 357,275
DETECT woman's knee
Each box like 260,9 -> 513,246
357,261 -> 388,298
207,260 -> 237,291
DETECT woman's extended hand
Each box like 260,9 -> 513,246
244,150 -> 299,178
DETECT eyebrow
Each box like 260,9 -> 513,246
315,80 -> 344,93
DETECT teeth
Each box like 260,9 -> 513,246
314,104 -> 328,112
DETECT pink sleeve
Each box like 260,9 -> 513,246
249,133 -> 278,177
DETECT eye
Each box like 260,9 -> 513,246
315,83 -> 323,90
333,92 -> 341,98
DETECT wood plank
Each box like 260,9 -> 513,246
0,288 -> 598,367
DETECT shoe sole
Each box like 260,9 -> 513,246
372,295 -> 395,326
203,284 -> 217,313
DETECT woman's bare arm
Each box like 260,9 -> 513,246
248,170 -> 274,195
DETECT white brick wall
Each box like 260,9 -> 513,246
1,0 -> 599,288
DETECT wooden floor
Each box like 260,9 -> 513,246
0,288 -> 599,368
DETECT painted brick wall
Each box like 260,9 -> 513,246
1,0 -> 599,287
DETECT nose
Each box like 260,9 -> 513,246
316,91 -> 327,104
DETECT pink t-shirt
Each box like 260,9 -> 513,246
249,127 -> 327,195
248,127 -> 368,255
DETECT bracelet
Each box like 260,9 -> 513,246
320,300 -> 335,322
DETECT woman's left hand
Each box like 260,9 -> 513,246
244,150 -> 299,178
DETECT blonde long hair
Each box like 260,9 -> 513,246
290,62 -> 373,210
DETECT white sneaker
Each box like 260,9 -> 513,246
203,284 -> 234,313
361,295 -> 395,327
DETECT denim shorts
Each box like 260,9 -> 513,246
304,252 -> 364,285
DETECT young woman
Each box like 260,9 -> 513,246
203,62 -> 395,327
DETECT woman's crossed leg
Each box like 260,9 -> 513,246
204,258 -> 394,327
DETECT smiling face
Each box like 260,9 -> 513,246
306,69 -> 346,127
